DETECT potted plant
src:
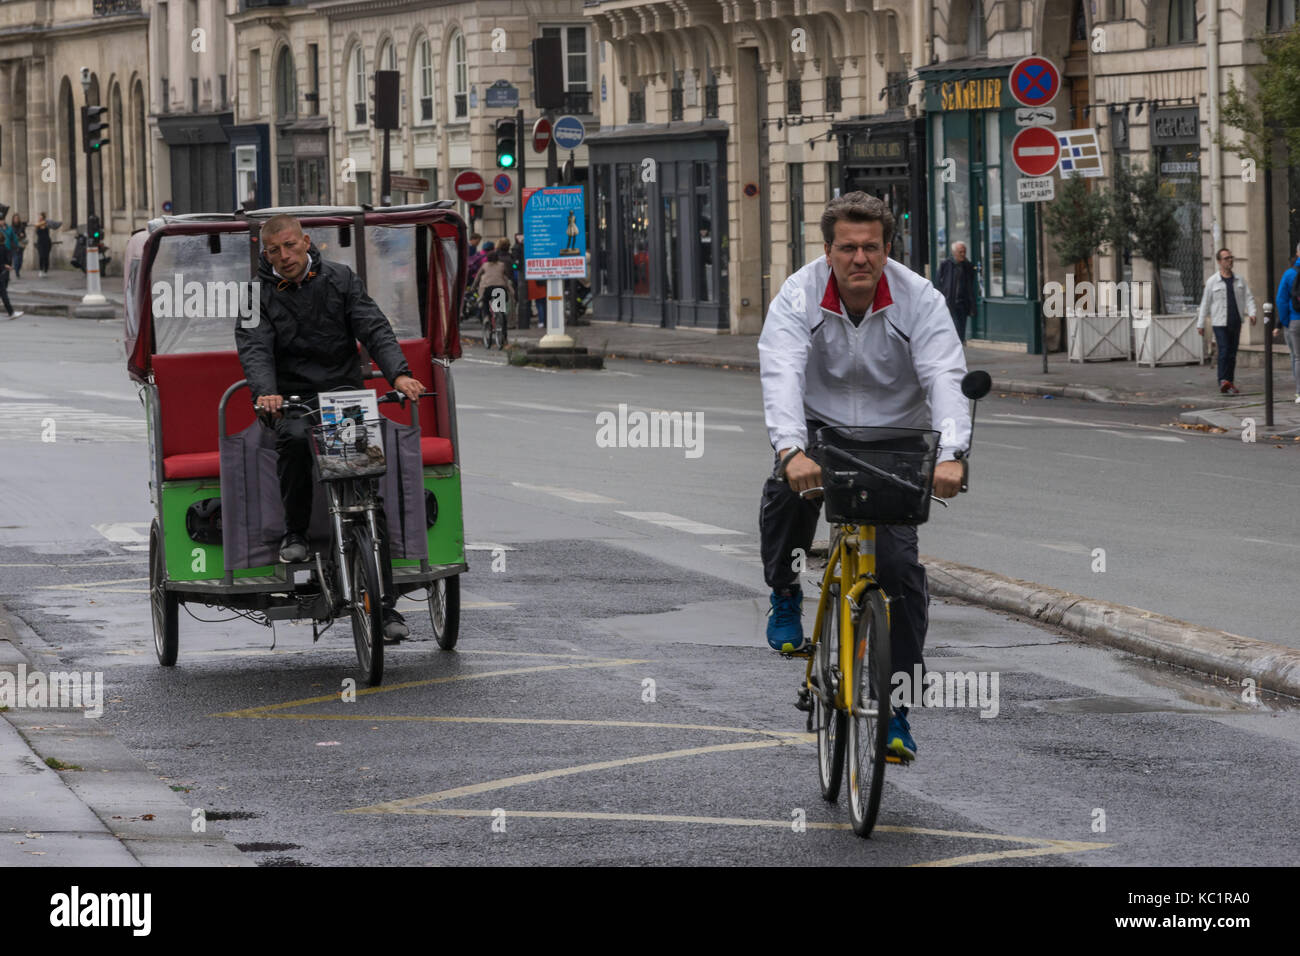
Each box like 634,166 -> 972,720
1043,175 -> 1126,360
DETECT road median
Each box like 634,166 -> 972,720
922,557 -> 1300,701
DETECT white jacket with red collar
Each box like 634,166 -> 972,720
758,255 -> 971,463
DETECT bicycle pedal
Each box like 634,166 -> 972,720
794,689 -> 812,713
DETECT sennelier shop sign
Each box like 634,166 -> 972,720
937,78 -> 1004,111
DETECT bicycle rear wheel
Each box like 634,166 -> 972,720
348,523 -> 385,686
481,316 -> 493,349
815,583 -> 847,802
847,587 -> 891,837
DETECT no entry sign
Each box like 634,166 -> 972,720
1011,126 -> 1061,178
532,116 -> 552,153
453,170 -> 485,203
1009,56 -> 1061,109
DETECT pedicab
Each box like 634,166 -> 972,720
124,202 -> 470,685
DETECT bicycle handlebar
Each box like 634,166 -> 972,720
820,444 -> 926,497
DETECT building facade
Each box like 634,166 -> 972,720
0,0 -> 153,270
585,0 -> 1293,349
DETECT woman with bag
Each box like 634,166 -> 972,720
4,214 -> 26,279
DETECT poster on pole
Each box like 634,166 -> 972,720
522,186 -> 586,280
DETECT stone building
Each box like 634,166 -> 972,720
585,0 -> 1290,348
0,0 -> 152,269
229,0 -> 602,245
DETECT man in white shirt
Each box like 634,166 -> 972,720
1197,248 -> 1256,395
758,192 -> 970,761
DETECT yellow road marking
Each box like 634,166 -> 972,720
461,601 -> 515,609
347,738 -> 801,813
35,577 -> 149,590
220,710 -> 814,739
212,658 -> 650,717
348,807 -> 1112,863
455,649 -> 605,660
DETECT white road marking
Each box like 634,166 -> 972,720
93,523 -> 151,552
1056,452 -> 1114,462
35,577 -> 149,591
705,423 -> 744,432
456,403 -> 488,410
980,441 -> 1028,450
1195,471 -> 1300,490
466,542 -> 518,552
512,482 -> 621,504
617,512 -> 745,535
0,388 -> 50,400
1096,428 -> 1184,443
1241,536 -> 1300,551
74,390 -> 138,402
0,402 -> 145,442
991,412 -> 1186,440
498,401 -> 587,414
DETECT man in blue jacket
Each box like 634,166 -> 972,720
1275,243 -> 1300,404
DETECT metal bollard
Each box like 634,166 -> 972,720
1263,302 -> 1274,427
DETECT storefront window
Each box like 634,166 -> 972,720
663,195 -> 679,300
618,164 -> 651,296
695,161 -> 714,302
595,165 -> 611,294
931,115 -> 946,254
1157,143 -> 1202,312
986,112 -> 1003,297
945,130 -> 970,262
1000,121 -> 1026,296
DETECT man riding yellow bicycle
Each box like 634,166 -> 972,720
757,192 -> 972,763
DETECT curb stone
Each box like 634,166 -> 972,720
920,557 -> 1300,701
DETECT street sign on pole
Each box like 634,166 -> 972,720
1011,126 -> 1061,178
1009,56 -> 1061,108
1017,176 -> 1055,203
1015,106 -> 1056,127
552,115 -> 586,151
532,116 -> 552,153
452,170 -> 485,203
492,172 -> 515,207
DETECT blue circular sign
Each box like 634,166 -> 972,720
552,115 -> 586,151
493,173 -> 512,194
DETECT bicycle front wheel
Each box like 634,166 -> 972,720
348,524 -> 385,686
815,583 -> 847,802
847,587 -> 891,837
481,317 -> 493,349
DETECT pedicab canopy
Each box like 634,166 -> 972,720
125,202 -> 468,382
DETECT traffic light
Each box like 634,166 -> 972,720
87,214 -> 103,244
495,117 -> 517,169
83,105 -> 110,153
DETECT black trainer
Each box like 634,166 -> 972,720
279,532 -> 309,563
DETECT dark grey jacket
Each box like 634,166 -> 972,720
236,243 -> 410,402
937,257 -> 976,319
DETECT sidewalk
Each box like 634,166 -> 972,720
4,266 -> 124,315
0,607 -> 248,867
498,319 -> 1300,437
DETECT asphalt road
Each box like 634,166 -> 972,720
1,316 -> 1298,866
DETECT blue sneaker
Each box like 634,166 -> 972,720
766,589 -> 806,652
886,708 -> 917,762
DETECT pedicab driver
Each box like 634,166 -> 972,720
758,192 -> 971,762
235,214 -> 424,641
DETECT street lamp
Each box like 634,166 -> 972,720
78,66 -> 109,312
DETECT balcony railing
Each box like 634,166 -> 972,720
564,90 -> 593,115
94,0 -> 142,14
629,90 -> 645,123
704,82 -> 718,119
670,88 -> 683,121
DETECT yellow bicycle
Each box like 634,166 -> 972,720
791,373 -> 992,838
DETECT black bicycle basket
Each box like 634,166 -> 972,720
816,425 -> 941,526
308,416 -> 388,481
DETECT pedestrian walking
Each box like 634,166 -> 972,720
936,241 -> 976,343
34,212 -> 53,277
0,239 -> 24,319
4,213 -> 27,280
1197,247 -> 1256,395
1274,242 -> 1300,404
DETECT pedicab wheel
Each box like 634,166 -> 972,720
149,520 -> 179,666
815,582 -> 847,802
428,575 -> 461,650
847,588 -> 891,838
348,525 -> 385,686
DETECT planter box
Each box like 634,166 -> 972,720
1135,312 -> 1203,367
1067,311 -> 1131,362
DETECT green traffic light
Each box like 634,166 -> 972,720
499,152 -> 515,168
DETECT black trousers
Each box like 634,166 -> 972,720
37,245 -> 51,272
0,275 -> 13,316
274,409 -> 397,608
759,420 -> 929,684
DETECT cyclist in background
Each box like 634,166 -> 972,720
757,191 -> 970,761
470,250 -> 516,325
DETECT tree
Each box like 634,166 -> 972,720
1218,25 -> 1300,170
1106,161 -> 1180,315
1041,174 -> 1109,284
